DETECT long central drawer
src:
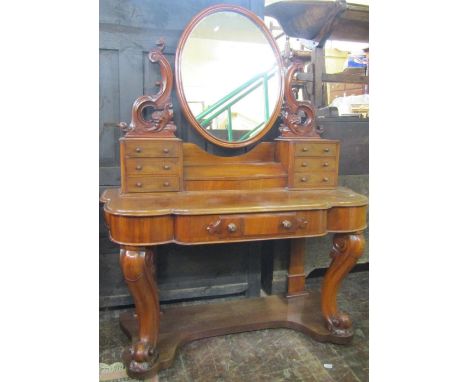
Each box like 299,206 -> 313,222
175,211 -> 327,243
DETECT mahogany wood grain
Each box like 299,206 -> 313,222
292,172 -> 337,189
125,176 -> 180,193
100,187 -> 368,217
294,141 -> 338,157
279,61 -> 321,138
120,247 -> 160,379
125,158 -> 180,175
100,6 -> 369,378
287,238 -> 308,297
184,178 -> 287,191
293,157 -> 337,172
321,232 -> 365,336
326,206 -> 367,232
105,214 -> 174,246
183,142 -> 275,165
120,138 -> 183,194
174,211 -> 326,244
123,139 -> 181,158
119,290 -> 353,375
102,204 -> 366,246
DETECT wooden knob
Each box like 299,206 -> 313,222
324,147 -> 330,153
323,162 -> 329,167
322,177 -> 329,182
136,182 -> 142,188
135,165 -> 142,170
163,164 -> 171,170
135,147 -> 142,153
301,177 -> 307,182
163,181 -> 170,187
163,148 -> 170,154
227,223 -> 237,233
301,162 -> 308,167
301,147 -> 309,152
281,220 -> 292,229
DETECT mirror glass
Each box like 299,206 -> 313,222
179,10 -> 282,144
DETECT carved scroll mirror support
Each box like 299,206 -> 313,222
119,39 -> 177,138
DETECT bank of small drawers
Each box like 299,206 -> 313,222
122,139 -> 182,193
291,141 -> 338,189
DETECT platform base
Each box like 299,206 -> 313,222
120,290 -> 353,379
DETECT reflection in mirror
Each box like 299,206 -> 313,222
180,11 -> 281,143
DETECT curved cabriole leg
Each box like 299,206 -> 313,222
321,232 -> 365,337
120,246 -> 160,379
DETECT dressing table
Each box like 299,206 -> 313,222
100,4 -> 367,379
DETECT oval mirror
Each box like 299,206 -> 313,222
176,5 -> 284,148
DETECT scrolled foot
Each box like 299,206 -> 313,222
123,342 -> 160,377
120,246 -> 161,379
326,313 -> 353,337
321,232 -> 365,338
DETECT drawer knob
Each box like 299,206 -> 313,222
163,164 -> 171,170
323,162 -> 329,167
135,147 -> 142,153
163,148 -> 170,154
135,165 -> 142,170
281,220 -> 293,229
301,147 -> 309,152
227,223 -> 237,233
323,177 -> 329,182
136,182 -> 142,188
301,177 -> 307,182
301,162 -> 308,167
163,181 -> 170,187
324,147 -> 330,153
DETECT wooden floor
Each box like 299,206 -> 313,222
99,271 -> 369,382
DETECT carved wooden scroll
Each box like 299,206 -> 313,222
120,39 -> 176,138
279,61 -> 321,139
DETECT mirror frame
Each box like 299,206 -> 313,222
175,4 -> 284,149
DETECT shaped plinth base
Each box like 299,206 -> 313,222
120,291 -> 353,379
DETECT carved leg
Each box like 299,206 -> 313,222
120,246 -> 160,379
321,232 -> 365,337
287,238 -> 309,297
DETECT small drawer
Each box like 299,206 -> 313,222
294,158 -> 336,172
126,176 -> 180,192
294,142 -> 337,157
126,158 -> 179,175
124,140 -> 181,158
292,172 -> 337,188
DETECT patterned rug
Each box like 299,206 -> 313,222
99,362 -> 158,382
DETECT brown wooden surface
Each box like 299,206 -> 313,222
120,290 -> 353,378
120,40 -> 177,138
101,187 -> 367,217
287,238 -> 307,297
121,138 -> 183,193
279,62 -> 320,138
321,232 -> 365,336
175,4 -> 284,148
183,142 -> 275,164
120,247 -> 160,378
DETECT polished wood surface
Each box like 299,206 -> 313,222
287,238 -> 308,297
120,247 -> 160,377
279,61 -> 321,138
321,232 -> 365,336
120,138 -> 183,193
175,4 -> 284,148
119,40 -> 177,138
101,187 -> 367,216
101,4 -> 369,379
120,290 -> 353,378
